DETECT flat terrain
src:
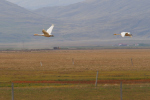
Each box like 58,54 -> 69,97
1,49 -> 150,71
1,49 -> 150,82
0,49 -> 150,100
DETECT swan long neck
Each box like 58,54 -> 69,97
114,34 -> 121,35
34,34 -> 44,36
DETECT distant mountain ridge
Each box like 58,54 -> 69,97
34,0 -> 150,39
0,0 -> 150,48
0,0 -> 59,43
6,0 -> 84,10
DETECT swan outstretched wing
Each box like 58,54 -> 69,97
121,32 -> 132,37
121,32 -> 126,37
47,24 -> 54,35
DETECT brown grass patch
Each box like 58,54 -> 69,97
1,49 -> 150,71
1,49 -> 150,83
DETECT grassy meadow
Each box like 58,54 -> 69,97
0,49 -> 150,100
1,84 -> 150,100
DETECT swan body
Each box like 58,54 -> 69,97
114,32 -> 132,37
34,24 -> 54,37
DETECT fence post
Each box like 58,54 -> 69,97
131,58 -> 133,66
12,83 -> 14,100
40,61 -> 42,67
72,58 -> 74,65
95,71 -> 99,87
120,82 -> 122,100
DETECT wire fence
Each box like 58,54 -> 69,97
0,81 -> 150,100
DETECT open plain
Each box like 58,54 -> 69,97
0,49 -> 150,100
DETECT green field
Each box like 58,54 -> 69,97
0,84 -> 150,100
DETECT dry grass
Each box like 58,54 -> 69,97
1,49 -> 150,100
1,49 -> 150,71
0,49 -> 150,82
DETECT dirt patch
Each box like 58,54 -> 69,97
13,79 -> 150,84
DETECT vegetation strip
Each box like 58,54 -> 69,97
12,79 -> 150,84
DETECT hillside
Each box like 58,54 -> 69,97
6,0 -> 84,10
1,0 -> 150,49
35,0 -> 150,40
0,0 -> 58,43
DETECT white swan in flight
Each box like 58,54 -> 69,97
34,24 -> 54,37
114,32 -> 132,37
